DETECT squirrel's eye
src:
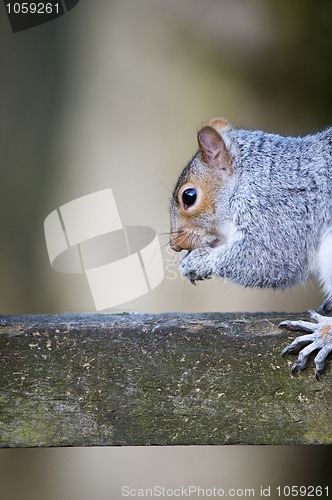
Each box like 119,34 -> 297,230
182,188 -> 197,208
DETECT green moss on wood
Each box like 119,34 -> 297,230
0,312 -> 331,447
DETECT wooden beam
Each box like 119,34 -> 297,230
0,312 -> 331,447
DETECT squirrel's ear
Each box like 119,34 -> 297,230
208,117 -> 230,131
197,126 -> 232,172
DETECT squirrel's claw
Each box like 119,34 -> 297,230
280,312 -> 332,377
179,248 -> 214,283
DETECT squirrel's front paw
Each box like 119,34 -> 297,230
179,249 -> 214,283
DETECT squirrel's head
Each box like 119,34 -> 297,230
170,118 -> 233,252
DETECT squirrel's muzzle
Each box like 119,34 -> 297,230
170,230 -> 197,252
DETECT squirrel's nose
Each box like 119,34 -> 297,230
170,241 -> 182,252
170,231 -> 194,252
169,234 -> 183,251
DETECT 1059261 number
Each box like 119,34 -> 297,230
276,485 -> 329,497
6,3 -> 60,14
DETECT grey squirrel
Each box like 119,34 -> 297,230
169,117 -> 332,378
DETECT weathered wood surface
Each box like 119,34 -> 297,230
0,312 -> 331,447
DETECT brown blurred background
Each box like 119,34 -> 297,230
0,0 -> 332,498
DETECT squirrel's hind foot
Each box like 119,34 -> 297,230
279,310 -> 332,378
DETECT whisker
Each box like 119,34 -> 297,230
159,240 -> 173,252
159,232 -> 184,253
197,234 -> 209,254
154,171 -> 176,195
169,231 -> 193,250
157,231 -> 182,236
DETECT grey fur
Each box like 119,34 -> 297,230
178,126 -> 332,293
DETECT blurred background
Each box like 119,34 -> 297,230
0,0 -> 332,498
